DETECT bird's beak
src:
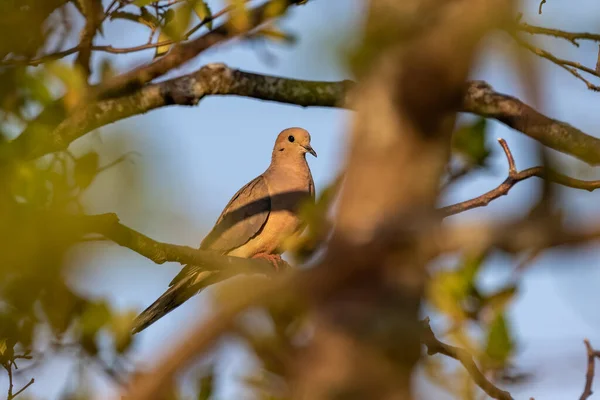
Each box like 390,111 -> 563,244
304,145 -> 317,158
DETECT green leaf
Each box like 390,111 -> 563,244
485,313 -> 514,367
110,310 -> 136,353
255,26 -> 296,44
427,270 -> 470,320
452,117 -> 490,167
155,30 -> 173,58
111,10 -> 159,29
162,4 -> 193,41
482,285 -> 518,313
0,338 -> 7,356
197,368 -> 214,400
74,151 -> 99,189
192,0 -> 213,29
80,300 -> 111,337
133,0 -> 155,6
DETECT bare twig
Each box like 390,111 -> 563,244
440,138 -> 600,217
580,339 -> 596,400
421,317 -> 514,400
3,361 -> 34,400
514,36 -> 600,91
9,379 -> 34,400
518,23 -> 600,47
92,0 -> 304,100
0,0 -> 244,67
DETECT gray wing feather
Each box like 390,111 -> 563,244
200,175 -> 271,252
167,175 -> 271,287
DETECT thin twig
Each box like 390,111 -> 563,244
9,379 -> 34,400
518,23 -> 600,47
580,339 -> 597,400
514,35 -> 600,91
538,0 -> 546,14
4,363 -> 13,399
440,139 -> 600,217
0,0 -> 249,66
421,318 -> 513,400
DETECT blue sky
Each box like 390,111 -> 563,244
9,1 -> 600,399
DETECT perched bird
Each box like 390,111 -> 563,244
132,127 -> 317,333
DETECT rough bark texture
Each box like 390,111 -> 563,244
11,67 -> 600,166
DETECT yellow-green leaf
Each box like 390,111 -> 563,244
483,286 -> 518,313
427,270 -> 470,321
485,313 -> 514,367
227,0 -> 250,32
452,117 -> 490,167
110,310 -> 136,353
191,0 -> 213,29
74,151 -> 99,189
256,26 -> 296,44
0,338 -> 6,356
133,0 -> 155,6
155,30 -> 173,58
162,3 -> 193,41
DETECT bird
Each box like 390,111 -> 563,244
132,127 -> 317,334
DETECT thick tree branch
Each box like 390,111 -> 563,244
11,65 -> 600,166
440,138 -> 600,217
92,0 -> 305,100
421,317 -> 513,400
461,80 -> 600,165
11,64 -> 352,160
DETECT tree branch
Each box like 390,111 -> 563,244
11,65 -> 600,167
580,339 -> 598,400
74,212 -> 282,277
518,22 -> 600,47
421,317 -> 513,400
11,63 -> 352,160
440,138 -> 600,217
461,80 -> 600,165
91,0 -> 306,100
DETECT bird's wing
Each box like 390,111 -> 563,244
201,174 -> 271,251
168,175 -> 271,287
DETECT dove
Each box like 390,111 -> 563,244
132,127 -> 317,333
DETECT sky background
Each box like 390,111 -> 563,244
7,0 -> 600,399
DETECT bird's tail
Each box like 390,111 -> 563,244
132,271 -> 216,334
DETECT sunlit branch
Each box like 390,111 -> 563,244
421,317 -> 513,400
440,138 -> 600,217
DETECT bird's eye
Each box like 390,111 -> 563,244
288,135 -> 295,143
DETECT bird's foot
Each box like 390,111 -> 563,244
252,253 -> 285,273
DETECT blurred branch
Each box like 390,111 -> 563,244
440,138 -> 600,217
12,66 -> 600,167
421,317 -> 513,400
75,213 -> 282,276
91,0 -> 306,100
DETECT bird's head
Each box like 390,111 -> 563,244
273,127 -> 317,159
